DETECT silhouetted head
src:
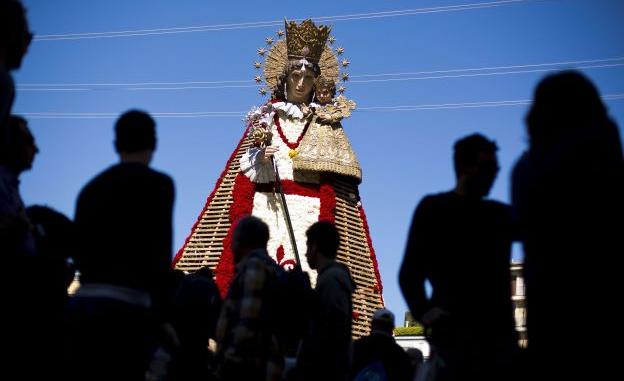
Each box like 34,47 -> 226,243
371,308 -> 395,335
27,205 -> 75,258
114,110 -> 156,164
453,133 -> 499,198
231,216 -> 270,264
0,0 -> 32,70
164,268 -> 186,294
0,115 -> 38,173
305,220 -> 340,270
526,70 -> 608,152
194,265 -> 215,279
26,205 -> 76,289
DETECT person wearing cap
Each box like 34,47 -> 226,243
352,308 -> 413,381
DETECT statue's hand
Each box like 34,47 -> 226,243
262,146 -> 279,163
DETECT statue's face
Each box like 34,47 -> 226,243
286,67 -> 316,104
315,85 -> 334,104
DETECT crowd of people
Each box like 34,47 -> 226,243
399,71 -> 623,381
2,1 -> 623,380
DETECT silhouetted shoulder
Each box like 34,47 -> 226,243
408,192 -> 453,227
484,199 -> 511,211
417,191 -> 454,209
423,191 -> 453,203
147,166 -> 175,184
79,163 -> 173,194
319,262 -> 355,293
149,168 -> 175,197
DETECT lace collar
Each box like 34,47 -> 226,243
271,101 -> 305,120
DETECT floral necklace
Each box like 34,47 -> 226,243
273,113 -> 311,158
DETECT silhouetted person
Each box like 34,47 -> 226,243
26,205 -> 76,378
406,348 -> 424,380
352,308 -> 413,381
400,134 -> 518,381
144,268 -> 185,381
27,205 -> 76,291
0,0 -> 32,154
297,221 -> 355,381
169,266 -> 222,381
66,110 -> 175,380
512,71 -> 624,381
1,115 -> 38,376
215,216 -> 284,381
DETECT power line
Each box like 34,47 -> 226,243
603,94 -> 624,100
18,80 -> 252,87
16,93 -> 624,119
19,112 -> 241,119
360,100 -> 532,112
17,84 -> 260,91
349,62 -> 624,84
359,99 -> 532,110
34,0 -> 533,41
17,56 -> 624,92
350,57 -> 624,78
16,88 -> 91,92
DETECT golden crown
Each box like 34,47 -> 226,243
256,20 -> 351,97
285,19 -> 331,63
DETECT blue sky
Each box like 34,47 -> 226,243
14,0 -> 624,320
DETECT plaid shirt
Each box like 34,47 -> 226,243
216,249 -> 283,381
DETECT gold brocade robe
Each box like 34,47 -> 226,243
293,118 -> 362,183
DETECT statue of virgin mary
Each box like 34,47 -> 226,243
174,19 -> 384,337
